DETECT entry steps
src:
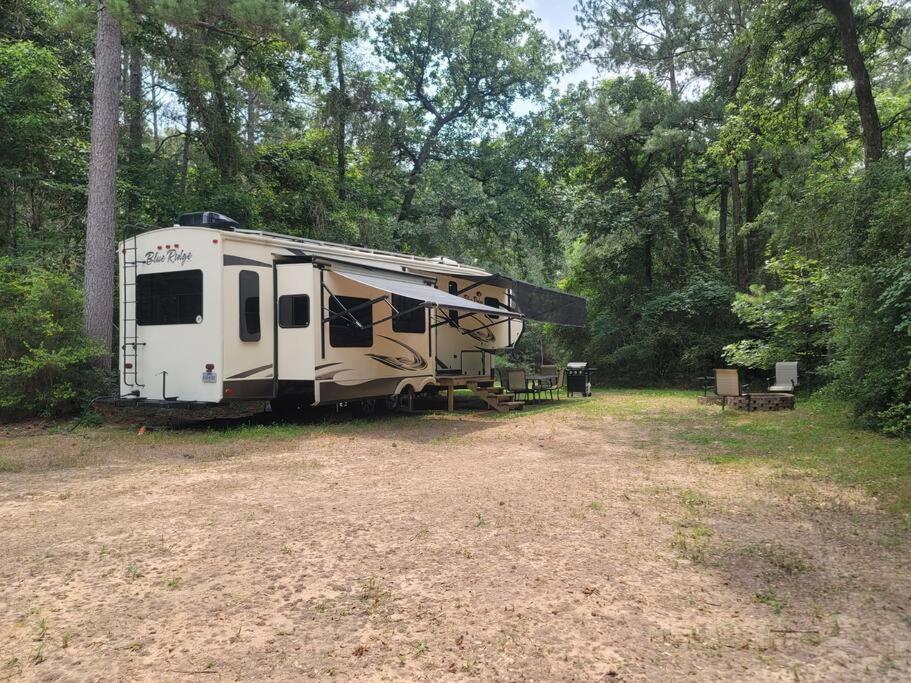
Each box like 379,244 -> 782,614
465,382 -> 524,413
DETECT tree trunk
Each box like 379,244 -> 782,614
335,37 -> 347,201
84,0 -> 122,369
667,53 -> 678,99
3,179 -> 16,248
246,89 -> 256,151
643,229 -> 653,289
744,155 -> 755,275
180,111 -> 192,195
150,69 -> 159,146
29,185 -> 41,233
719,183 -> 728,275
729,163 -> 745,290
128,47 -> 142,151
821,0 -> 882,166
398,119 -> 447,221
126,45 -> 142,220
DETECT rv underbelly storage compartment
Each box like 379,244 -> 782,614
566,362 -> 594,397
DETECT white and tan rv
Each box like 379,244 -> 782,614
117,212 -> 586,413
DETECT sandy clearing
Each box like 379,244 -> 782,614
1,401 -> 910,681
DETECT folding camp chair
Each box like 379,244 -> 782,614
504,368 -> 537,402
714,368 -> 750,411
551,367 -> 565,400
768,362 -> 798,393
539,364 -> 558,399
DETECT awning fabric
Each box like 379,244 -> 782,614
459,274 -> 587,327
334,269 -> 523,319
509,279 -> 587,327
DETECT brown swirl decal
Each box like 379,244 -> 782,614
366,336 -> 427,371
464,325 -> 495,343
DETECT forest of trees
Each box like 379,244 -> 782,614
1,0 -> 911,436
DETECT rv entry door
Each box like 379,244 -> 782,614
276,262 -> 316,381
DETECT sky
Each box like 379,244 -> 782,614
515,1 -> 601,113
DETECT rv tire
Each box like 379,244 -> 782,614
399,386 -> 415,413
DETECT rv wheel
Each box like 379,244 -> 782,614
399,387 -> 415,413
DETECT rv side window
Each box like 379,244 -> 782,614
329,295 -> 373,348
391,294 -> 426,334
447,281 -> 459,327
484,296 -> 501,320
278,294 -> 310,328
137,270 -> 203,325
239,270 -> 261,341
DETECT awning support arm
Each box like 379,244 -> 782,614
321,283 -> 386,327
431,307 -> 519,329
371,302 -> 431,328
456,317 -> 510,335
455,274 -> 504,296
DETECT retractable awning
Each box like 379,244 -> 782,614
456,274 -> 587,327
332,268 -> 523,319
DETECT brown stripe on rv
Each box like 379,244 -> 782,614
226,364 -> 273,379
223,255 -> 272,268
318,377 -> 404,402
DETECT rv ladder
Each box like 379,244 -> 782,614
120,229 -> 145,389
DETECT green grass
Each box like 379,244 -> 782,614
573,390 -> 911,517
482,387 -> 911,516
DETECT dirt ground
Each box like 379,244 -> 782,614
1,395 -> 910,681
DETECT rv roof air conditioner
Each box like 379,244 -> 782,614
177,211 -> 239,230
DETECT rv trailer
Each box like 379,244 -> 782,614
117,213 -> 586,413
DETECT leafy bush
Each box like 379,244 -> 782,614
556,264 -> 740,385
755,160 -> 911,435
0,260 -> 108,418
723,250 -> 834,370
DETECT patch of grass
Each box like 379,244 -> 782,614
742,543 -> 810,576
475,512 -> 487,527
707,397 -> 911,515
753,590 -> 786,614
125,563 -> 143,580
588,500 -> 604,512
0,457 -> 20,473
672,523 -> 714,564
413,640 -> 429,656
35,617 -> 48,641
165,576 -> 181,590
359,577 -> 391,611
562,390 -> 911,517
679,489 -> 708,511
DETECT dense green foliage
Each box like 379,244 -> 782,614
1,0 -> 911,433
0,260 -> 106,417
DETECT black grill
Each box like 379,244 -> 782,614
566,362 -> 594,397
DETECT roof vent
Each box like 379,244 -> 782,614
178,211 -> 239,230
